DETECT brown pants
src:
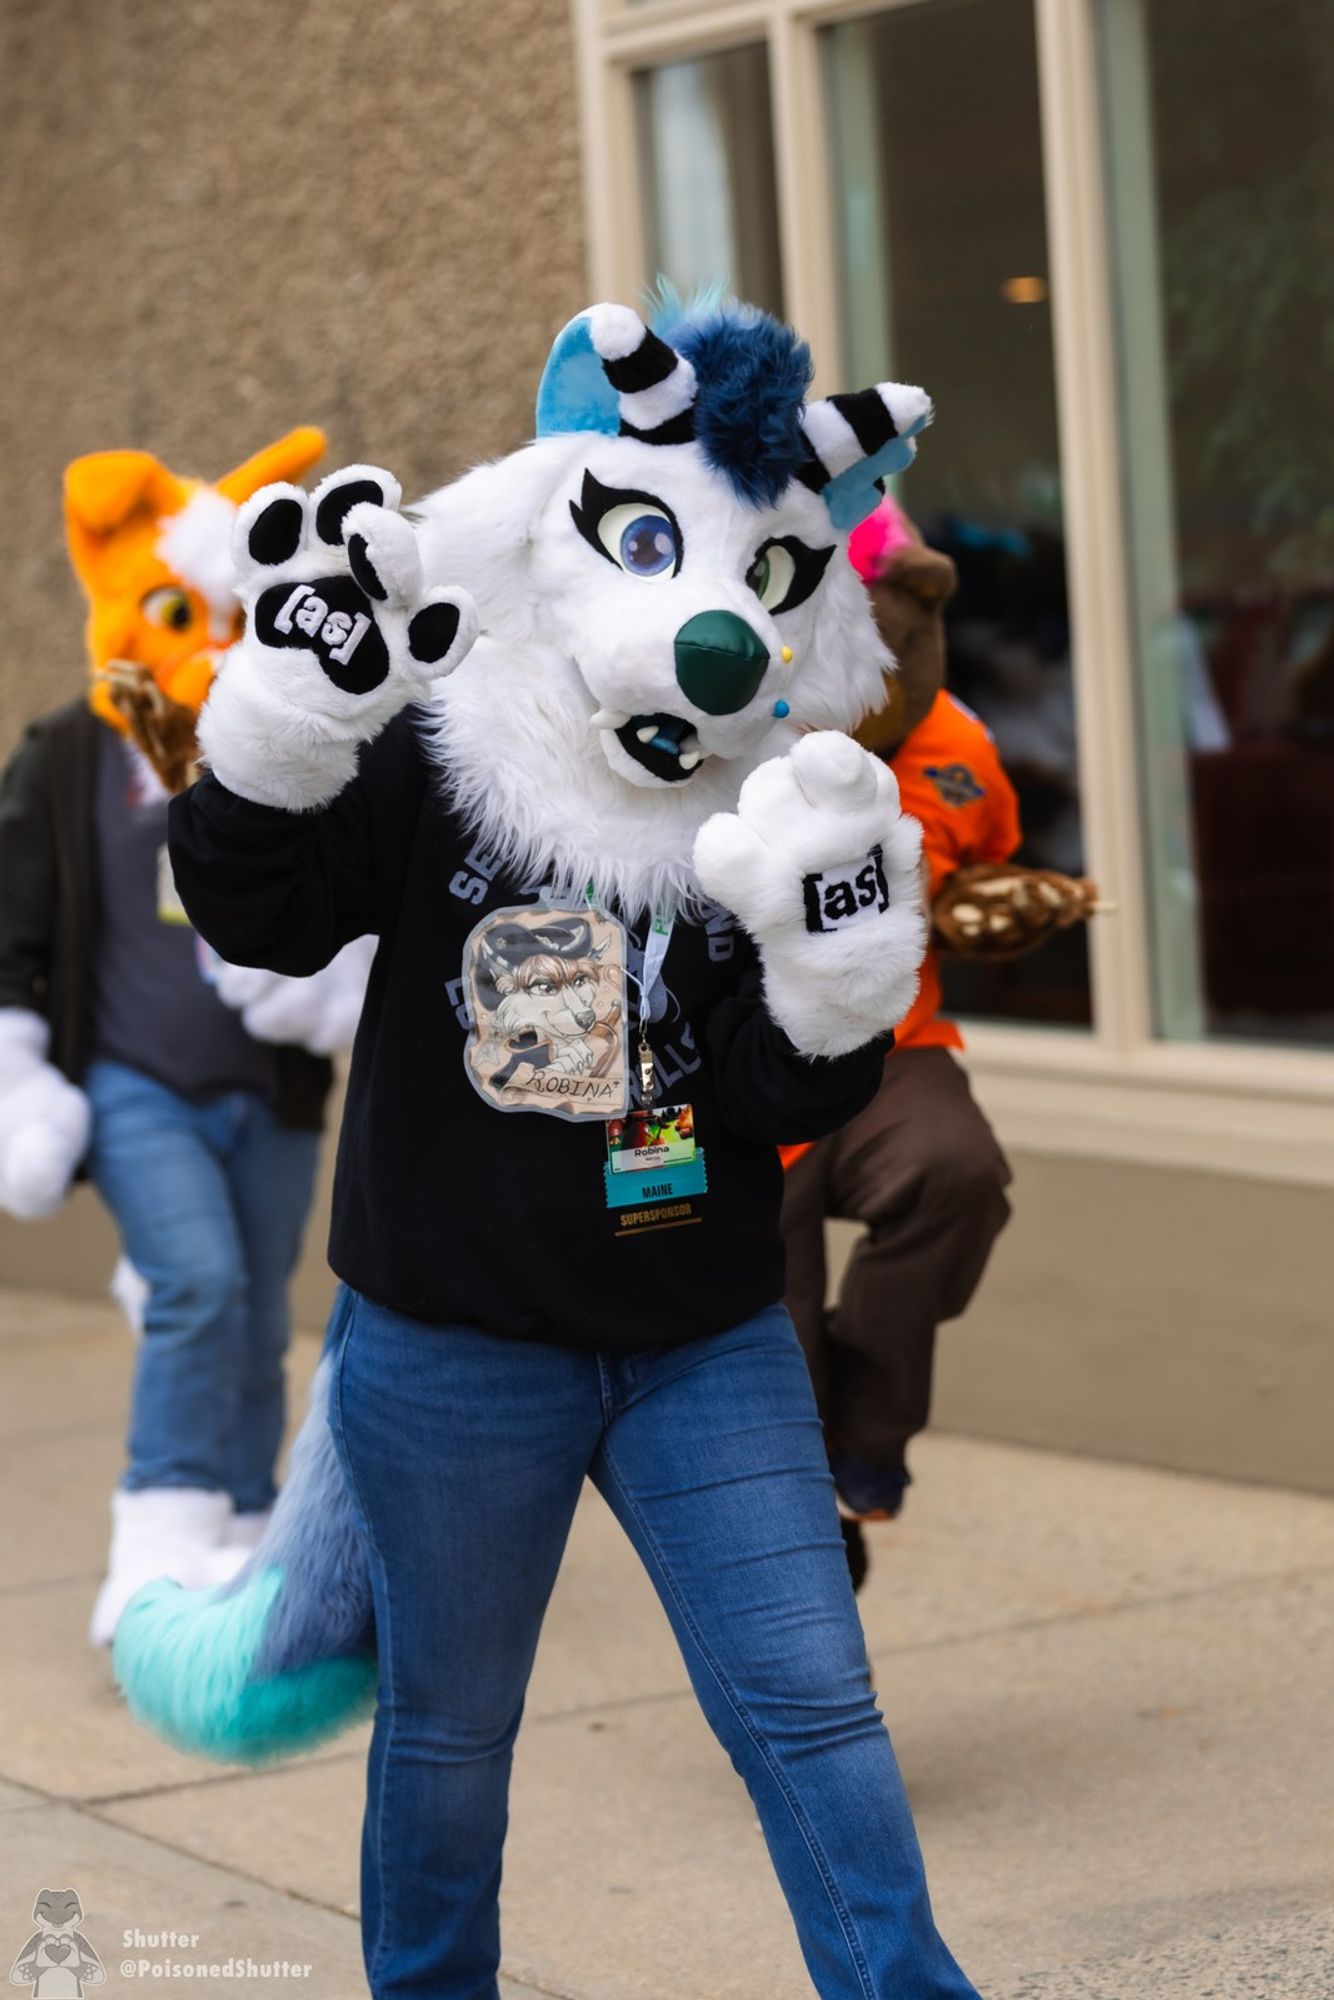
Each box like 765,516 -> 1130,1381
782,1046 -> 1012,1474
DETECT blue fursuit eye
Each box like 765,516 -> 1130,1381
620,514 -> 676,575
595,501 -> 679,580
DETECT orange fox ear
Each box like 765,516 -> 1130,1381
64,452 -> 192,592
216,426 -> 326,504
65,451 -> 191,535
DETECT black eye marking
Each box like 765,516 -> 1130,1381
745,535 -> 835,616
569,469 -> 684,577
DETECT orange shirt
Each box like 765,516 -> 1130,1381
778,694 -> 1019,1171
891,689 -> 1021,1052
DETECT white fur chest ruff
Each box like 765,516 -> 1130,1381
420,641 -> 799,919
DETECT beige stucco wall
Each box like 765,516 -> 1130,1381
933,1151 -> 1333,1494
0,0 -> 586,756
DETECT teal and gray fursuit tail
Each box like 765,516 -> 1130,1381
112,1321 -> 376,1764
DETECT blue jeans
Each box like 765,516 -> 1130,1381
330,1291 -> 981,2000
85,1060 -> 319,1510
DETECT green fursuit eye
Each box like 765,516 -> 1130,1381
746,544 -> 796,611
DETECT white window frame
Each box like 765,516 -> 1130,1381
572,0 -> 1334,1187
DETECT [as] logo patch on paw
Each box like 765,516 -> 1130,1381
802,846 -> 891,934
254,575 -> 389,694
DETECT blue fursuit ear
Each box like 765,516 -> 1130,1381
797,375 -> 934,530
821,413 -> 932,532
536,313 -> 621,438
112,1307 -> 376,1765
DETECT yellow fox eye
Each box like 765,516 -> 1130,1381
141,586 -> 195,632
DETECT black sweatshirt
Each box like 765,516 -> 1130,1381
168,714 -> 889,1352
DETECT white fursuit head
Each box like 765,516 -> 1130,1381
413,426 -> 904,919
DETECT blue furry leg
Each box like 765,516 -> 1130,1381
113,1325 -> 376,1765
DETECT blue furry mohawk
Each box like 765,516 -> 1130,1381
651,285 -> 813,508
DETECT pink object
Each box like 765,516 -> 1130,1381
847,495 -> 915,584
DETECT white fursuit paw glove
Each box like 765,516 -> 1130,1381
208,935 -> 375,1056
694,732 -> 927,1058
0,1009 -> 92,1220
198,465 -> 478,813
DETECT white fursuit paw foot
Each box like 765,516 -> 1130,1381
197,466 -> 478,812
0,1009 -> 91,1220
693,731 -> 927,1057
89,1488 -> 236,1648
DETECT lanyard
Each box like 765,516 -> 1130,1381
587,885 -> 676,1103
636,903 -> 676,1104
639,903 -> 675,1025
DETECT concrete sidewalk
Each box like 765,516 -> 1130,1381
1,1288 -> 1330,2000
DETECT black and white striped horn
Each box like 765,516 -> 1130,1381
588,305 -> 698,447
796,383 -> 934,497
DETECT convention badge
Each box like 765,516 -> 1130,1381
603,1104 -> 707,1210
606,1102 -> 697,1174
460,904 -> 629,1121
156,843 -> 190,925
